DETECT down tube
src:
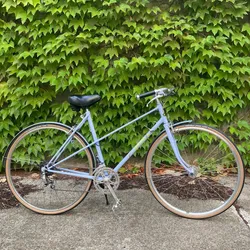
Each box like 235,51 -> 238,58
113,118 -> 163,172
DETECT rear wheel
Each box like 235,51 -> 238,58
145,124 -> 245,219
4,122 -> 94,214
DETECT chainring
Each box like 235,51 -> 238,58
93,167 -> 120,194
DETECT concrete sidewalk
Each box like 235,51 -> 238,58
0,181 -> 250,250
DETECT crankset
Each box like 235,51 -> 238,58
93,167 -> 121,211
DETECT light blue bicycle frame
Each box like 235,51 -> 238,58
47,99 -> 193,179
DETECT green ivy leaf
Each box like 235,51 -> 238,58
105,48 -> 119,59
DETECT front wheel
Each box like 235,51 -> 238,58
145,124 -> 245,219
4,122 -> 95,215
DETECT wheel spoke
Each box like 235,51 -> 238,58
145,124 -> 244,219
5,123 -> 93,214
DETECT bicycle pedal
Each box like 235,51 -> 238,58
112,199 -> 122,212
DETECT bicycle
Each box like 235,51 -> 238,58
3,88 -> 245,219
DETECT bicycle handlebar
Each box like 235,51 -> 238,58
136,90 -> 155,99
136,88 -> 175,100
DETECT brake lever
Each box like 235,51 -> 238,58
146,95 -> 163,107
146,88 -> 175,107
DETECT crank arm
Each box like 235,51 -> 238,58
106,182 -> 121,211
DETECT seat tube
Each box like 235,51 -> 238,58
157,100 -> 193,174
87,109 -> 105,164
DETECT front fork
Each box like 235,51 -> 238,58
162,118 -> 194,176
155,98 -> 194,175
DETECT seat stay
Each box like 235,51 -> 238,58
47,112 -> 89,166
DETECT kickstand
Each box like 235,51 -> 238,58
104,194 -> 109,205
99,183 -> 109,205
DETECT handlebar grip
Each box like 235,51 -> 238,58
137,90 -> 155,99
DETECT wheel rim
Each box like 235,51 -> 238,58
5,124 -> 93,214
146,125 -> 244,218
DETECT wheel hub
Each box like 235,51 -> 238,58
189,166 -> 199,178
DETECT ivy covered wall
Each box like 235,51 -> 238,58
0,0 -> 250,169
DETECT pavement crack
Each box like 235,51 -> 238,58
233,203 -> 250,230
